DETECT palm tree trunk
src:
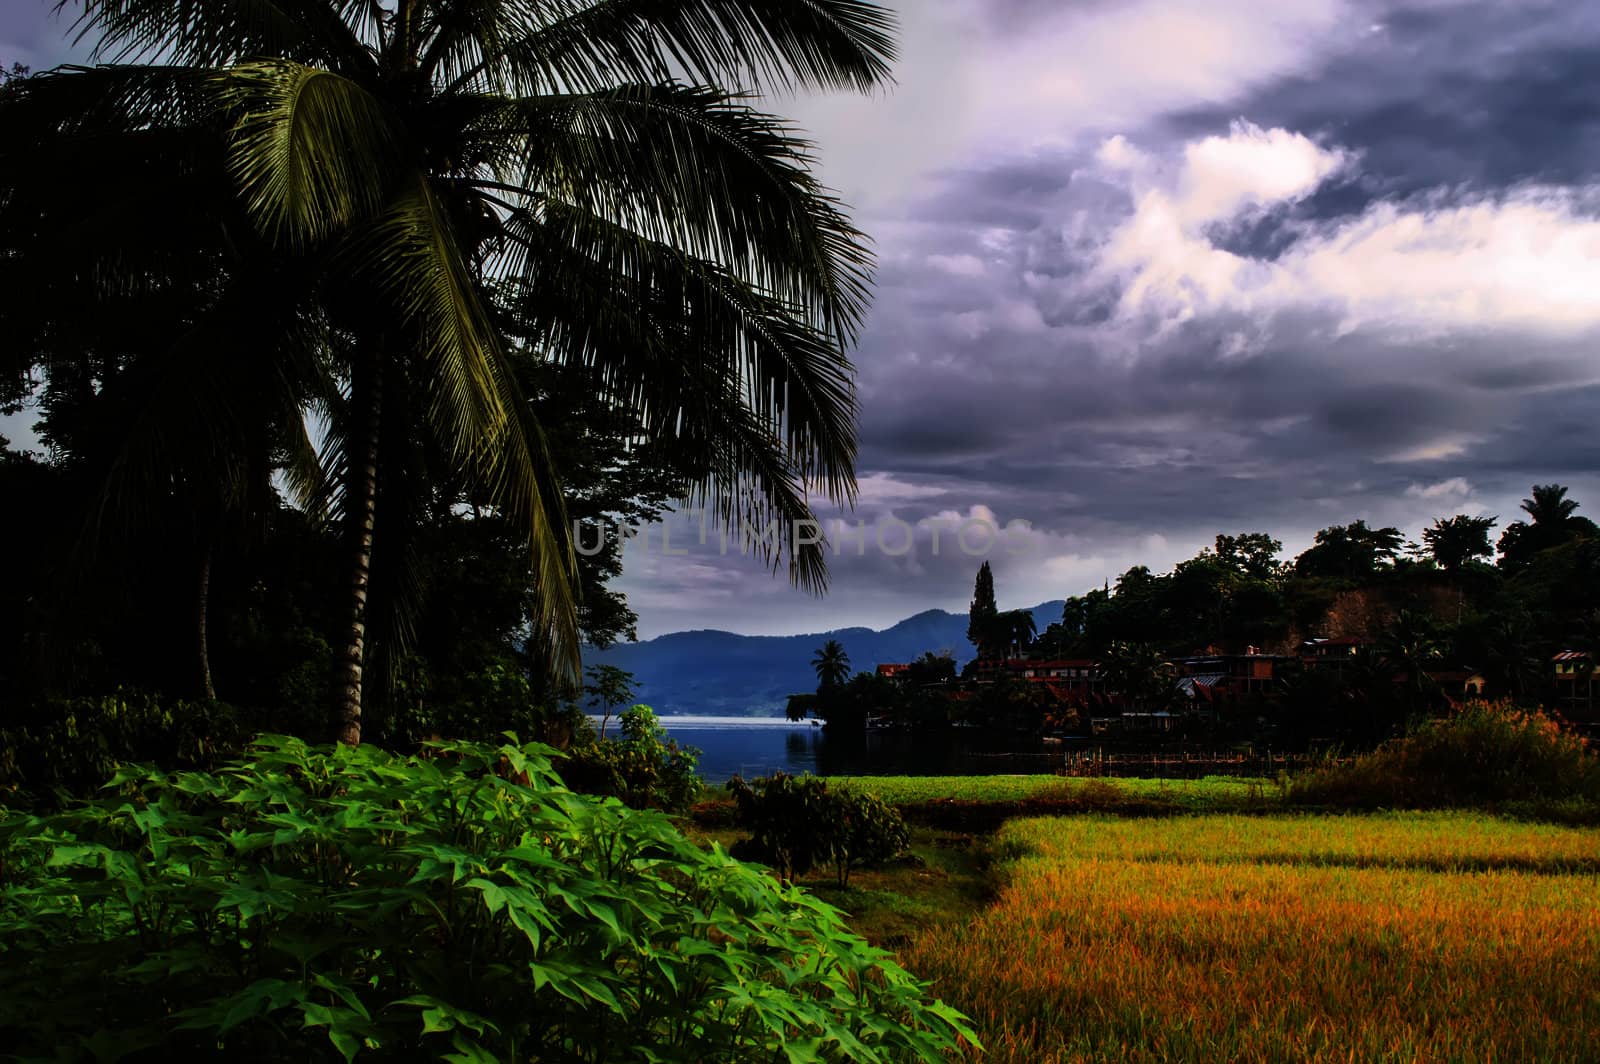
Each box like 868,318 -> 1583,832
197,546 -> 216,701
337,351 -> 382,747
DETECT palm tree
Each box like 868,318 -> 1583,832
1100,641 -> 1167,711
1377,609 -> 1445,711
1522,484 -> 1579,527
1000,608 -> 1037,656
4,1 -> 895,743
1482,611 -> 1542,701
812,640 -> 851,692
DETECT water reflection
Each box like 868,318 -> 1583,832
623,715 -> 1063,783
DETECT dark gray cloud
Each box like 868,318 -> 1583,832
0,1 -> 83,70
1161,0 -> 1600,206
623,0 -> 1600,635
6,1 -> 1600,637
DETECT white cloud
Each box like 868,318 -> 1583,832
1272,190 -> 1600,337
1381,435 -> 1482,463
779,0 -> 1364,210
852,472 -> 948,505
1405,476 -> 1474,499
925,253 -> 988,277
1177,121 -> 1353,225
977,0 -> 1354,147
1079,126 -> 1600,347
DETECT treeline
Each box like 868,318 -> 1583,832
0,353 -> 684,750
800,485 -> 1600,751
1031,485 -> 1599,687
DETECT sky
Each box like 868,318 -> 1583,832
7,1 -> 1600,639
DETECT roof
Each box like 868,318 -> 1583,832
1176,674 -> 1229,697
999,658 -> 1099,669
1303,636 -> 1368,648
1554,651 -> 1592,662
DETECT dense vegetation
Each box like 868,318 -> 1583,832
0,736 -> 975,1061
1032,490 -> 1600,712
907,813 -> 1600,1062
0,0 -> 890,750
560,705 -> 703,814
1289,699 -> 1600,815
726,772 -> 912,887
797,484 -> 1600,752
0,4 -> 1002,1058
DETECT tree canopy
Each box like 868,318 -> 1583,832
0,0 -> 896,744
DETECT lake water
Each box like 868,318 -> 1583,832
595,714 -> 1067,782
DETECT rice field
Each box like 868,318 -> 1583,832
903,813 -> 1600,1062
827,774 -> 1263,808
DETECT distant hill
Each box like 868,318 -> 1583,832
586,601 -> 1066,716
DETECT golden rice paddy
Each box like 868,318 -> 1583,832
902,814 -> 1600,1062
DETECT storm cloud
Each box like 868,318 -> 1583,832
617,0 -> 1600,636
5,0 -> 1600,637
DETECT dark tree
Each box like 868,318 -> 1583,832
1523,484 -> 1580,527
1498,485 -> 1599,569
2,0 -> 896,743
1215,532 -> 1283,580
998,608 -> 1037,656
967,561 -> 999,657
1294,521 -> 1404,581
584,665 -> 637,740
904,651 -> 957,686
1422,515 -> 1497,572
812,640 -> 851,693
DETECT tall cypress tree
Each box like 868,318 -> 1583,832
967,561 -> 998,656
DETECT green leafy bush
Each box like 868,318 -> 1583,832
560,705 -> 702,812
826,789 -> 913,888
0,736 -> 975,1062
727,772 -> 835,881
728,773 -> 911,887
1289,700 -> 1600,813
0,690 -> 244,808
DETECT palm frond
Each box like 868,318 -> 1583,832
441,0 -> 896,98
476,371 -> 582,680
335,174 -> 507,455
63,0 -> 376,72
463,83 -> 873,345
213,59 -> 407,248
502,206 -> 853,590
680,375 -> 831,593
510,201 -> 858,507
335,173 -> 580,677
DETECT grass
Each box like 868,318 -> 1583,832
826,774 -> 1265,808
691,775 -> 1280,833
901,813 -> 1600,1062
681,819 -> 996,949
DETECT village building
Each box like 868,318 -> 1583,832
1173,648 -> 1288,702
1299,636 -> 1370,670
1553,651 -> 1595,717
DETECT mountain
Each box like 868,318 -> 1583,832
586,601 -> 1066,716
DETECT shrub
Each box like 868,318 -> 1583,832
0,690 -> 244,809
559,704 -> 702,812
1289,700 -> 1600,813
727,773 -> 911,887
827,789 -> 913,888
727,771 -> 834,880
0,736 -> 976,1062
